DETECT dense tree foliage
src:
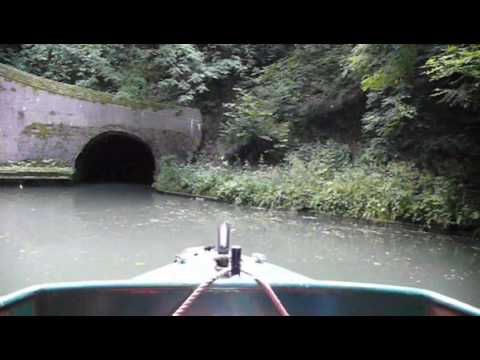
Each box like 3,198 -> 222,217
424,44 -> 480,111
0,44 -> 291,104
219,45 -> 359,161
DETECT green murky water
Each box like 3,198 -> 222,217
1,183 -> 480,307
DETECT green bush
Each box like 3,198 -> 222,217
220,88 -> 289,150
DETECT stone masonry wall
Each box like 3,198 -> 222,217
0,64 -> 203,171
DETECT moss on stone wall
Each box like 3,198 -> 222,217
0,63 -> 179,112
22,122 -> 78,140
23,123 -> 54,139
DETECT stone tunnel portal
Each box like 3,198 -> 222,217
75,132 -> 155,184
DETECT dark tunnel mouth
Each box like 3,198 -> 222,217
74,131 -> 155,185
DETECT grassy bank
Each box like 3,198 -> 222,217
154,144 -> 480,230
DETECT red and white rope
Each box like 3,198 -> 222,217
241,269 -> 289,316
172,267 -> 289,316
172,268 -> 230,316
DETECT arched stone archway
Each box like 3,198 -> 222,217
74,131 -> 156,184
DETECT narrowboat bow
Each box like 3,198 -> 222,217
1,223 -> 479,316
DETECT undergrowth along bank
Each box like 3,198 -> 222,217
154,143 -> 479,230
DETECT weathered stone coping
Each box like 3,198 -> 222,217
0,63 -> 177,111
0,164 -> 74,182
0,176 -> 72,182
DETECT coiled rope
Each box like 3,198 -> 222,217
172,267 -> 289,316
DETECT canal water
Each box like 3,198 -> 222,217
1,183 -> 480,307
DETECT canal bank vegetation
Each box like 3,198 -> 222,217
154,144 -> 479,229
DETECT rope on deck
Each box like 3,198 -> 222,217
172,268 -> 231,316
171,267 -> 289,316
241,269 -> 289,316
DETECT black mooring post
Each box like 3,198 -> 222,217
231,246 -> 241,276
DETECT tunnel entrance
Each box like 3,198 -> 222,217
75,132 -> 155,184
